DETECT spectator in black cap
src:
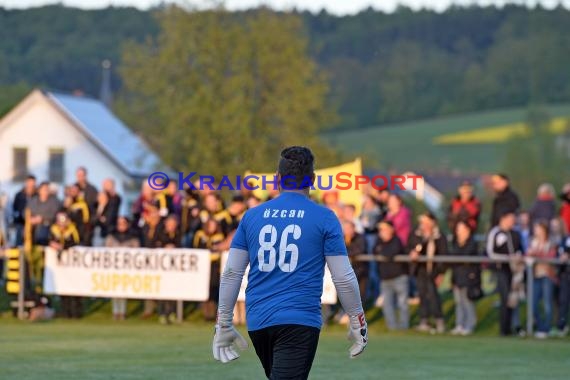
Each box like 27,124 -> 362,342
408,211 -> 448,333
490,174 -> 520,227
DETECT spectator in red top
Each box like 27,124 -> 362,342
385,194 -> 412,246
447,181 -> 481,232
560,183 -> 570,234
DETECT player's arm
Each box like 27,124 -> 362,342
217,247 -> 249,326
213,210 -> 250,364
326,255 -> 368,358
323,211 -> 367,358
213,247 -> 249,363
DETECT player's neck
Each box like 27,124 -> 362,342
280,189 -> 310,197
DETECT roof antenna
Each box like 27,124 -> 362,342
100,59 -> 113,108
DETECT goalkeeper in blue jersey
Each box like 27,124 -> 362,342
212,146 -> 368,379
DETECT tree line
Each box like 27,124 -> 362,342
1,4 -> 570,131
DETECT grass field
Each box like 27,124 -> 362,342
322,104 -> 570,172
0,318 -> 569,380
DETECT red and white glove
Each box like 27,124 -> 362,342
348,312 -> 368,358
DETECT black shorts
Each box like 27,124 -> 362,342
248,324 -> 320,380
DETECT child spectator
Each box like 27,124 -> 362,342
49,212 -> 81,319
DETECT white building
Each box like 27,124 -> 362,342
0,89 -> 167,213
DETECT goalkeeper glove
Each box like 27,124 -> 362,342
348,312 -> 368,358
213,324 -> 248,364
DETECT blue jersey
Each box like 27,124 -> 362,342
230,192 -> 347,331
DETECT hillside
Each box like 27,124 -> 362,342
322,104 -> 570,173
1,5 -> 570,129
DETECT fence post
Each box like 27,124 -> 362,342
176,300 -> 183,323
17,248 -> 26,320
525,257 -> 534,336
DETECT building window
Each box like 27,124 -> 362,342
12,147 -> 28,181
48,148 -> 65,183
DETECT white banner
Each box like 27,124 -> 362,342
220,251 -> 337,305
43,246 -> 211,301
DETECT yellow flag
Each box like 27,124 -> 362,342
245,158 -> 363,215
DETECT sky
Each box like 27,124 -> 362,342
1,0 -> 569,15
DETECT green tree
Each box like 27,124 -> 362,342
117,6 -> 338,176
503,107 -> 570,203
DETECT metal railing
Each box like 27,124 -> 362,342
4,247 -> 567,335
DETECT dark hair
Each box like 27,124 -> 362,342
495,173 -> 509,181
77,166 -> 87,174
454,219 -> 472,233
26,175 -> 36,181
117,216 -> 131,224
38,181 -> 50,188
499,210 -> 515,220
278,146 -> 314,190
421,211 -> 437,222
533,220 -> 550,238
231,195 -> 245,203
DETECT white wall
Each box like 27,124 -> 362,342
0,93 -> 132,217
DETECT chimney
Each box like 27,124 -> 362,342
100,59 -> 113,108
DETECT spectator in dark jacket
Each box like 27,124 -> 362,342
193,218 -> 225,321
96,178 -> 121,239
28,182 -> 62,246
64,184 -> 90,245
374,220 -> 409,330
11,175 -> 36,246
408,212 -> 448,333
490,174 -> 520,227
451,221 -> 479,335
447,180 -> 481,232
141,207 -> 162,319
75,167 -> 98,243
156,215 -> 181,324
486,211 -> 524,336
75,167 -> 98,212
343,220 -> 368,304
528,183 -> 556,228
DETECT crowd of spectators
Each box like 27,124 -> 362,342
1,167 -> 570,338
